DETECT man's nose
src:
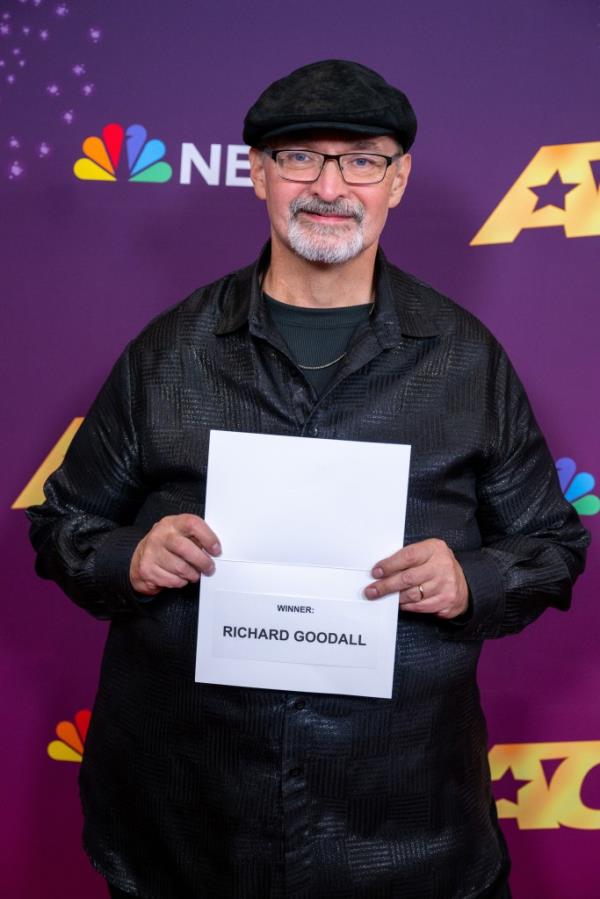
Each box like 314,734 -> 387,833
312,157 -> 348,198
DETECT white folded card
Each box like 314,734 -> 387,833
195,430 -> 411,698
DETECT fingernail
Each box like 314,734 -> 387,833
365,586 -> 378,599
211,542 -> 222,555
372,566 -> 384,578
206,563 -> 216,576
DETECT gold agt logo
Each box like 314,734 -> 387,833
12,418 -> 83,508
471,141 -> 600,245
491,741 -> 600,829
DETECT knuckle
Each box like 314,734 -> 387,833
167,575 -> 187,589
403,545 -> 417,566
429,538 -> 447,556
148,563 -> 166,583
138,580 -> 158,595
147,524 -> 168,547
172,560 -> 190,579
170,534 -> 191,557
190,514 -> 209,536
399,571 -> 414,590
390,575 -> 401,592
180,513 -> 198,530
154,515 -> 175,532
137,556 -> 154,578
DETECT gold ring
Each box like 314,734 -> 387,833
418,584 -> 425,600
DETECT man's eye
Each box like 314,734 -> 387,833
349,156 -> 377,168
284,152 -> 313,164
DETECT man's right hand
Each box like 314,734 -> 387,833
129,514 -> 222,596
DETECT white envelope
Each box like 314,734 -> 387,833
195,430 -> 411,698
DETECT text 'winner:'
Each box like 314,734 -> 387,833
222,626 -> 367,646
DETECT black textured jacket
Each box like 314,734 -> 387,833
28,246 -> 589,899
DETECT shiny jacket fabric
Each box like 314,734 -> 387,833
28,246 -> 588,899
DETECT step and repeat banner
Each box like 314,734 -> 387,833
2,1 -> 599,896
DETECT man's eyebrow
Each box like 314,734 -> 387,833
351,139 -> 382,149
284,138 -> 388,151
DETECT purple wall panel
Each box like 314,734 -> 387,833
2,1 -> 598,896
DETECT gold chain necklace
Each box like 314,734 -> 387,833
295,302 -> 375,370
297,352 -> 348,371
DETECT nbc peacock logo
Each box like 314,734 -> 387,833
47,709 -> 91,762
74,123 -> 172,183
556,458 -> 600,516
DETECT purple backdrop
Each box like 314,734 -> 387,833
2,1 -> 599,896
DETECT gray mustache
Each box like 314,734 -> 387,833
290,197 -> 364,222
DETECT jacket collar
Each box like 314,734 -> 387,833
214,242 -> 441,344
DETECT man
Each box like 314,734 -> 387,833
28,60 -> 588,899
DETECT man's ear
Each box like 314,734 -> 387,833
388,153 -> 411,209
249,147 -> 267,200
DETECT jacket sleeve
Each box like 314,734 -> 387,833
27,347 -> 150,619
445,345 -> 590,640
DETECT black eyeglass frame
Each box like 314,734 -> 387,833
263,148 -> 403,185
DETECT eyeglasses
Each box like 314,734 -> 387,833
264,148 -> 403,185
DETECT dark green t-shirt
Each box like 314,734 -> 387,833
264,293 -> 372,396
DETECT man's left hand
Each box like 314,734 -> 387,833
365,538 -> 469,620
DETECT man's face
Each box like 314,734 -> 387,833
249,132 -> 411,265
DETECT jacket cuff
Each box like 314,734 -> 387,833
439,549 -> 505,640
93,526 -> 150,613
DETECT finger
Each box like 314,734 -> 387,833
365,564 -> 435,600
372,539 -> 440,578
159,551 -> 211,582
400,601 -> 439,614
387,562 -> 434,593
143,549 -> 219,590
156,547 -> 215,579
133,580 -> 162,596
399,595 -> 450,615
151,566 -> 191,590
398,578 -> 439,605
164,534 -> 217,574
175,514 -> 222,555
400,586 -> 467,617
137,568 -> 189,593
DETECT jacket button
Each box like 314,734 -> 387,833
311,426 -> 319,436
288,767 -> 303,778
294,699 -> 306,711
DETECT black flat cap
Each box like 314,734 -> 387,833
243,59 -> 417,151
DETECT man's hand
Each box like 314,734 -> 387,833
364,538 -> 469,619
130,514 -> 221,596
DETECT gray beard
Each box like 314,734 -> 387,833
287,197 -> 365,264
